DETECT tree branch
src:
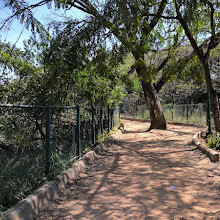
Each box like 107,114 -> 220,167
1,0 -> 98,31
154,33 -> 184,92
146,13 -> 177,20
0,1 -> 46,30
205,1 -> 215,58
174,0 -> 203,58
67,0 -> 98,16
143,0 -> 168,34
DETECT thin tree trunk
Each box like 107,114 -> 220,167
175,3 -> 220,131
202,61 -> 220,131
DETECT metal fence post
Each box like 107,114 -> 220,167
92,106 -> 95,147
207,92 -> 212,134
124,98 -> 126,117
118,107 -> 121,125
108,105 -> 110,132
172,105 -> 174,121
76,105 -> 81,157
45,104 -> 51,175
111,107 -> 114,129
100,107 -> 103,134
112,107 -> 116,128
198,103 -> 203,125
187,105 -> 189,123
142,106 -> 145,119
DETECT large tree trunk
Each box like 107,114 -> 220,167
142,81 -> 167,130
134,54 -> 167,130
202,61 -> 220,131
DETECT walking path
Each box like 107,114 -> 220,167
36,119 -> 220,220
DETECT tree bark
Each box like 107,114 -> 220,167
135,63 -> 167,130
174,2 -> 220,132
201,61 -> 220,131
142,81 -> 167,130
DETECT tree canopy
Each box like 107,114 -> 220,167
1,0 -> 220,130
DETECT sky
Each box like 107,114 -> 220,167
0,1 -> 87,49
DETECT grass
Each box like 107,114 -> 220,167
130,105 -> 207,126
0,149 -> 45,211
0,119 -> 121,212
163,109 -> 207,125
0,140 -> 77,212
97,125 -> 120,144
134,106 -> 150,119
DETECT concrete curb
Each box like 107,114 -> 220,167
2,127 -> 124,220
192,132 -> 220,162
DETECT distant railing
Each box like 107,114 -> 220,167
0,103 -> 120,211
123,103 -> 210,127
163,103 -> 208,125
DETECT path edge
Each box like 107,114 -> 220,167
2,126 -> 125,220
121,116 -> 220,162
192,131 -> 220,162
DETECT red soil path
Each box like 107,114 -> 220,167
36,119 -> 220,220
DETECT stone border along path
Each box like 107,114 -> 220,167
33,118 -> 220,220
2,127 -> 124,220
4,118 -> 220,220
193,132 -> 220,162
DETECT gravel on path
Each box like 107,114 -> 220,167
35,119 -> 220,220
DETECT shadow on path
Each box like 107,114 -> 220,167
36,119 -> 220,220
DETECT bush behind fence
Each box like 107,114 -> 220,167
0,104 -> 120,211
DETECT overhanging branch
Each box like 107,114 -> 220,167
147,13 -> 177,20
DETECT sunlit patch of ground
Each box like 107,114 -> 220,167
36,119 -> 220,220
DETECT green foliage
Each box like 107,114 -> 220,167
1,1 -> 50,40
134,58 -> 156,82
0,105 -> 122,211
0,37 -> 125,106
160,79 -> 206,105
0,29 -> 126,211
181,56 -> 205,84
0,149 -> 45,211
0,139 -> 76,211
135,106 -> 150,119
206,133 -> 220,150
108,86 -> 124,106
0,42 -> 38,80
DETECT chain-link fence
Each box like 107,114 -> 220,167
122,103 -> 149,119
123,102 -> 211,127
0,104 -> 120,211
162,104 -> 207,125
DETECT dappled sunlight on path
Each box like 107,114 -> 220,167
36,119 -> 220,220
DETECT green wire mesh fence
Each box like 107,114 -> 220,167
162,104 -> 208,125
123,103 -> 149,119
0,104 -> 120,211
123,102 -> 211,127
0,105 -> 46,211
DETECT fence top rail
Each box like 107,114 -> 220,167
0,104 -> 119,110
0,103 -> 76,109
51,105 -> 76,109
162,103 -> 206,107
0,103 -> 46,108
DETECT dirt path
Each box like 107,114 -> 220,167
36,119 -> 220,220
